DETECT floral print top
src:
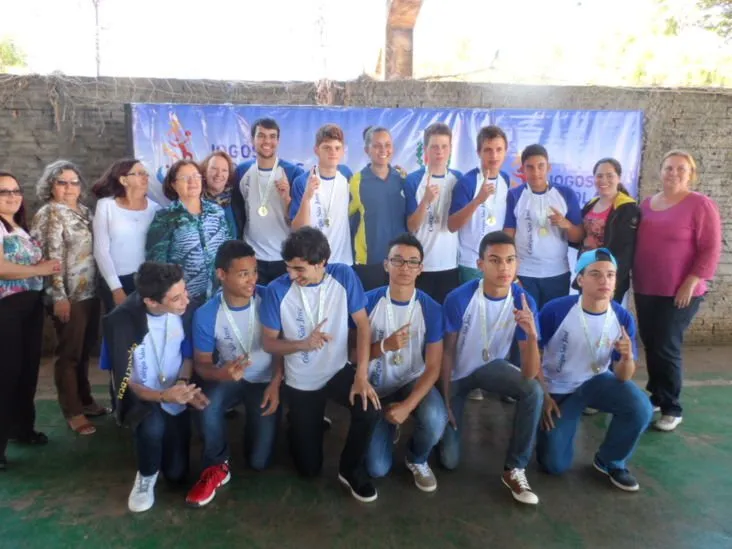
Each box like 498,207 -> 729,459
0,223 -> 43,300
31,202 -> 96,303
145,199 -> 232,300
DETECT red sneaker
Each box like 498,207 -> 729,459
186,463 -> 231,507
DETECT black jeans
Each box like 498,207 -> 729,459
257,260 -> 288,285
0,291 -> 44,455
352,264 -> 388,292
635,293 -> 702,417
134,405 -> 191,481
98,273 -> 136,313
285,364 -> 379,480
416,268 -> 460,305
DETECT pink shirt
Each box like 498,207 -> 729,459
581,205 -> 612,251
633,192 -> 721,297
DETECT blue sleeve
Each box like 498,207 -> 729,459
449,168 -> 464,180
612,303 -> 638,362
193,299 -> 218,354
289,172 -> 307,220
512,286 -> 539,342
351,287 -> 383,330
333,264 -> 367,314
260,284 -> 284,332
404,171 -> 422,216
181,337 -> 193,360
504,187 -> 518,229
420,294 -> 444,344
538,297 -> 575,349
557,184 -> 582,225
443,287 -> 467,334
234,160 -> 255,184
337,165 -> 353,180
284,162 -> 305,187
449,172 -> 475,215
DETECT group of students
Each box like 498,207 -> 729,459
0,117 -> 721,514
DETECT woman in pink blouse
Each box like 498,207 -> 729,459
633,150 -> 721,433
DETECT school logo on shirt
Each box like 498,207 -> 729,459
295,307 -> 310,364
370,328 -> 386,388
556,329 -> 570,373
523,208 -> 535,255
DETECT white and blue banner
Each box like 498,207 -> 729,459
127,104 -> 643,208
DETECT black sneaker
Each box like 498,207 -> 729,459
10,431 -> 48,445
338,471 -> 378,503
593,455 -> 639,492
0,455 -> 7,472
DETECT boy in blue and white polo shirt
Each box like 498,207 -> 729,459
504,144 -> 583,309
536,248 -> 653,492
448,125 -> 511,283
187,241 -> 283,508
439,231 -> 544,505
290,124 -> 353,265
260,227 -> 380,503
358,233 -> 447,493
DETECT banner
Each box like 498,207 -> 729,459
127,104 -> 643,207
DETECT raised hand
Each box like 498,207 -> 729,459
275,170 -> 291,203
304,319 -> 332,351
514,293 -> 537,339
614,326 -> 633,360
422,174 -> 440,205
475,177 -> 496,203
383,323 -> 411,353
548,206 -> 570,230
303,166 -> 320,201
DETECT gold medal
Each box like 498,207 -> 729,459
257,205 -> 268,217
486,215 -> 496,226
158,374 -> 167,384
539,227 -> 549,237
591,361 -> 602,374
392,353 -> 403,366
324,216 -> 332,227
482,349 -> 490,362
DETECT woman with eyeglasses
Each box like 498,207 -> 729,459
633,150 -> 721,433
92,159 -> 160,311
146,159 -> 232,309
31,160 -> 108,436
200,151 -> 239,239
0,172 -> 61,469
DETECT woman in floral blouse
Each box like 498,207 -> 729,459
146,159 -> 232,308
0,172 -> 61,470
31,160 -> 108,436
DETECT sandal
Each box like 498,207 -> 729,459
68,416 -> 96,436
83,404 -> 111,418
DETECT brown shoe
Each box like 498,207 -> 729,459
501,469 -> 539,505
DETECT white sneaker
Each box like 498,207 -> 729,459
405,458 -> 437,492
468,389 -> 484,401
128,471 -> 158,513
502,468 -> 539,505
653,415 -> 682,432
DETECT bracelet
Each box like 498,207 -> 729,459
379,339 -> 387,356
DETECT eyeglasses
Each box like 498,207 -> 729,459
0,189 -> 22,198
175,174 -> 203,183
55,179 -> 81,187
126,171 -> 150,178
388,257 -> 422,269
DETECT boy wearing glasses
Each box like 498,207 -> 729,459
356,233 -> 446,493
439,231 -> 544,505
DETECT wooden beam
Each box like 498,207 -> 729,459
385,0 -> 423,79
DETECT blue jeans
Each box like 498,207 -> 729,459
519,272 -> 571,310
134,405 -> 191,481
198,379 -> 280,471
439,360 -> 544,470
366,382 -> 448,478
536,372 -> 653,474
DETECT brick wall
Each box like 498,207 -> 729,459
0,75 -> 729,343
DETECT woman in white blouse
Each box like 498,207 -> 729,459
92,159 -> 160,311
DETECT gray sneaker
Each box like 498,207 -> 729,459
405,458 -> 437,492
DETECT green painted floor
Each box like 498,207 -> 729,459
2,358 -> 731,549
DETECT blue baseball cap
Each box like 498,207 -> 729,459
575,247 -> 617,274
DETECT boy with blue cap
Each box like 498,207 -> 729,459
535,248 -> 653,492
